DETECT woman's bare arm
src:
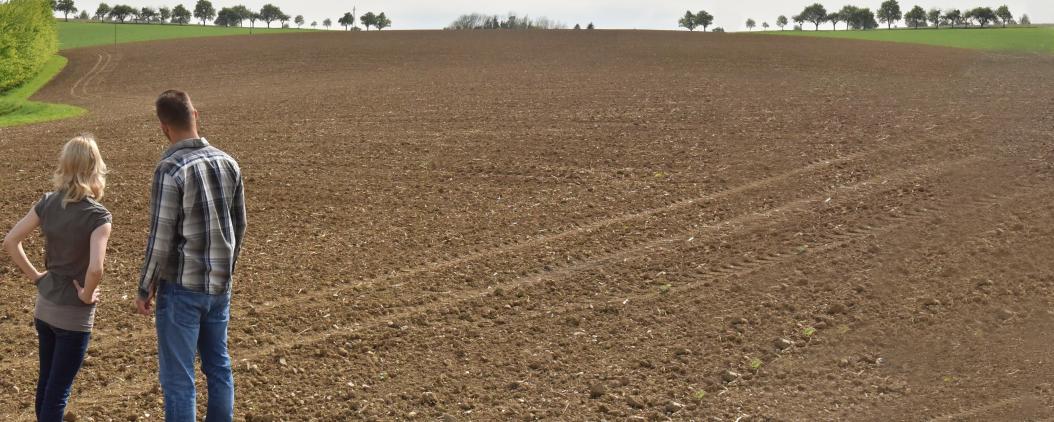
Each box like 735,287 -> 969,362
74,223 -> 111,304
2,208 -> 44,283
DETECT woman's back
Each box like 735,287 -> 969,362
37,192 -> 110,281
34,191 -> 111,331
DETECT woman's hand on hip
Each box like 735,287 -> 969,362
73,280 -> 99,305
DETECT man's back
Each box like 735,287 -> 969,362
138,90 -> 242,422
138,138 -> 246,298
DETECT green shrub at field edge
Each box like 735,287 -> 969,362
0,0 -> 59,92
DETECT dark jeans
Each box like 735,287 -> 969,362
35,318 -> 90,422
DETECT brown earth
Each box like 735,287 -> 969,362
1,30 -> 1053,421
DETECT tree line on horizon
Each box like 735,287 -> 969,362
739,0 -> 1029,32
446,13 -> 591,30
50,0 -> 390,30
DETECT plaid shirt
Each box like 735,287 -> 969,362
138,138 -> 246,299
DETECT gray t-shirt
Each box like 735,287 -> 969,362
34,191 -> 112,332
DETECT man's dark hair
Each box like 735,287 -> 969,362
155,90 -> 194,130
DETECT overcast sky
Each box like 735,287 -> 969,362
74,0 -> 1050,31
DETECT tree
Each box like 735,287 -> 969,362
294,15 -> 304,28
792,14 -> 804,29
694,10 -> 713,31
95,3 -> 110,20
78,10 -> 88,19
279,13 -> 290,27
800,3 -> 827,31
927,8 -> 941,28
776,15 -> 788,30
827,10 -> 842,30
360,11 -> 376,30
311,21 -> 317,28
587,22 -> 595,30
965,7 -> 996,28
230,5 -> 250,26
838,6 -> 857,30
108,4 -> 135,22
574,23 -> 581,30
159,6 -> 171,23
193,0 -> 214,25
246,11 -> 259,28
995,5 -> 1012,27
745,18 -> 756,31
171,4 -> 191,24
338,12 -> 353,30
258,4 -> 283,28
942,9 -> 962,28
847,7 -> 878,30
1020,14 -> 1030,25
678,10 -> 697,31
374,12 -> 390,30
55,0 -> 77,21
904,5 -> 926,29
762,21 -> 769,30
323,18 -> 331,29
214,7 -> 239,26
877,0 -> 901,29
138,6 -> 157,23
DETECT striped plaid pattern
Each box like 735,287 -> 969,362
138,138 -> 246,299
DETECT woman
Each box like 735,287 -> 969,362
2,134 -> 112,421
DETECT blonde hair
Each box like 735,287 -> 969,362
52,134 -> 107,207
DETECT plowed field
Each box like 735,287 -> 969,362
1,30 -> 1053,421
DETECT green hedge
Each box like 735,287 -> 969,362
0,0 -> 58,93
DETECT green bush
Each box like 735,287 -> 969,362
0,0 -> 59,93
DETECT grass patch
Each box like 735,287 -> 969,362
764,26 -> 1054,54
3,21 -> 310,127
0,55 -> 86,128
58,21 -> 315,50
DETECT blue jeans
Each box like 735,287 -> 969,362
156,282 -> 234,422
35,318 -> 91,422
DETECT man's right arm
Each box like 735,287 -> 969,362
137,166 -> 181,300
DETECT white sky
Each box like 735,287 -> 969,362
70,0 -> 1050,31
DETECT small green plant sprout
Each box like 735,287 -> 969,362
693,389 -> 707,400
659,284 -> 672,294
750,358 -> 763,370
802,327 -> 817,337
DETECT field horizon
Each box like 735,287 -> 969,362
764,25 -> 1054,54
57,20 -> 315,50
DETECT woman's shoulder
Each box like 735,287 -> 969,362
35,191 -> 57,213
83,197 -> 111,216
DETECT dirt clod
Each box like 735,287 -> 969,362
589,383 -> 607,399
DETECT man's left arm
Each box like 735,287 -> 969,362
231,171 -> 246,272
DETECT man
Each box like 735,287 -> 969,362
135,90 -> 246,422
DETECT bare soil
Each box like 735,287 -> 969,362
1,30 -> 1053,421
